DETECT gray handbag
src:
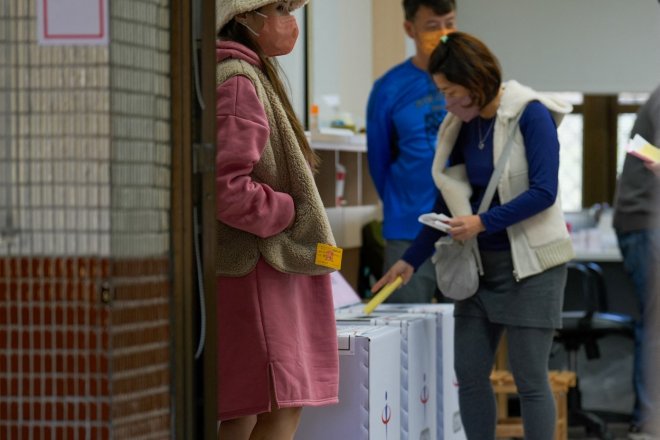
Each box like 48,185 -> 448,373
432,235 -> 483,300
432,117 -> 521,300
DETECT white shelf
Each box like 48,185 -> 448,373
570,225 -> 622,262
572,249 -> 622,263
325,205 -> 381,249
306,131 -> 367,153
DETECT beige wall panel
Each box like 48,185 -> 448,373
372,0 -> 406,81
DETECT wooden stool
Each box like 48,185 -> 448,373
490,370 -> 576,440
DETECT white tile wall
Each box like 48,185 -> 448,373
0,0 -> 171,257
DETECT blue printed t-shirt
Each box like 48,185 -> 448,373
366,58 -> 447,240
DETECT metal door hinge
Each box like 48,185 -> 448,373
193,143 -> 215,174
99,280 -> 114,305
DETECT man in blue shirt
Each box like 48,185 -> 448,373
366,0 -> 456,302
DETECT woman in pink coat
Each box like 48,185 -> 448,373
216,1 -> 339,438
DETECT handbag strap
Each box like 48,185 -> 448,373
477,113 -> 523,214
468,113 -> 523,276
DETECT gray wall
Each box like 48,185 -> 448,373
455,0 -> 660,93
289,1 -> 660,129
307,0 -> 372,130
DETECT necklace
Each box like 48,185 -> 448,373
477,117 -> 495,150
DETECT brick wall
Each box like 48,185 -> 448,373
0,257 -> 171,439
110,258 -> 170,439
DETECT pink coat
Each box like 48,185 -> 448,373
215,41 -> 338,420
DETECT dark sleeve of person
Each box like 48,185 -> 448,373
630,88 -> 656,140
400,137 -> 465,270
401,193 -> 449,270
479,101 -> 559,232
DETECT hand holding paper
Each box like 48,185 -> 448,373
627,134 -> 660,164
418,212 -> 452,233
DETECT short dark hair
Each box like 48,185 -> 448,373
428,32 -> 501,109
402,0 -> 456,21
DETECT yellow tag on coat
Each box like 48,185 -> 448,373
315,243 -> 343,270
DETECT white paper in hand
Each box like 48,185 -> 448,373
418,212 -> 452,233
627,134 -> 660,163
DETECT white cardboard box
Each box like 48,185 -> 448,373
295,325 -> 401,440
335,311 -> 437,440
375,304 -> 465,440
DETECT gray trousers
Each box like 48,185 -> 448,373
383,239 -> 437,303
455,316 -> 556,440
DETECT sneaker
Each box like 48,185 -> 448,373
628,424 -> 658,440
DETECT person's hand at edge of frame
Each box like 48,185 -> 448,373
644,160 -> 660,177
371,260 -> 414,294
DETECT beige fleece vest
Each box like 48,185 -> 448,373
431,81 -> 574,280
216,58 -> 336,276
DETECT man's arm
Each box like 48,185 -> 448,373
632,86 -> 660,177
366,82 -> 395,199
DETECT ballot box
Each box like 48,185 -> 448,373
374,304 -> 465,440
295,325 -> 401,440
334,310 -> 437,440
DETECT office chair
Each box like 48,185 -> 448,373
553,262 -> 635,440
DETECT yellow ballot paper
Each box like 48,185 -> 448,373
627,134 -> 660,163
363,276 -> 403,315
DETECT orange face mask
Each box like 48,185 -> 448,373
419,28 -> 454,56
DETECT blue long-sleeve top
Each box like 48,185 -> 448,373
402,101 -> 560,270
366,59 -> 447,240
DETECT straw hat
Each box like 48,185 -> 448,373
217,0 -> 309,31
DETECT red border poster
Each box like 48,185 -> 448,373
38,0 -> 109,45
